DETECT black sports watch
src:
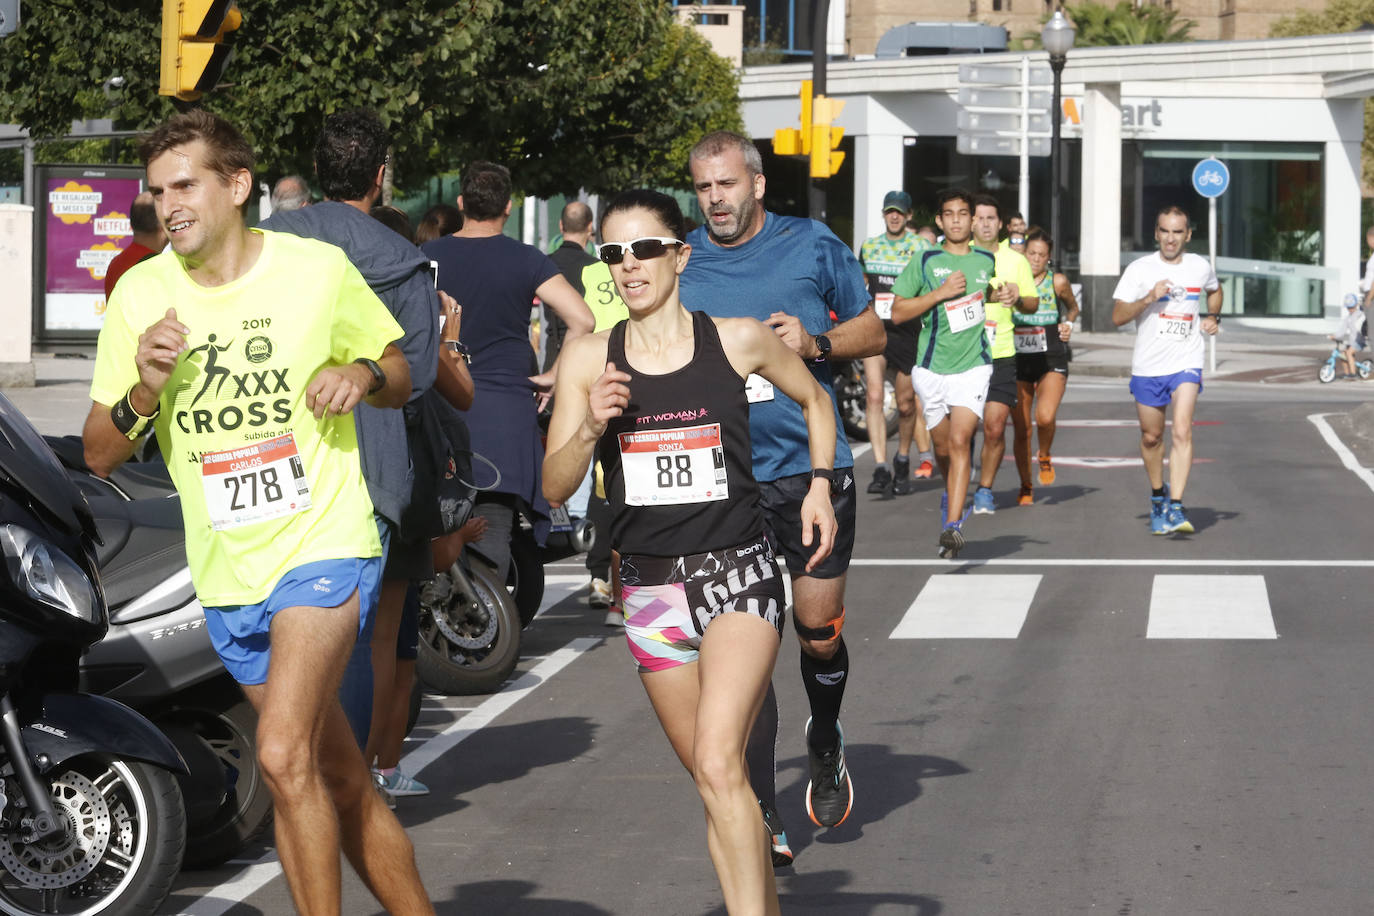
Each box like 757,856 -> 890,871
812,334 -> 832,363
354,357 -> 386,395
811,468 -> 836,494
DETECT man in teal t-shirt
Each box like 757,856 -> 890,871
892,187 -> 1019,558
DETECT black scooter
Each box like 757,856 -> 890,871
0,394 -> 187,914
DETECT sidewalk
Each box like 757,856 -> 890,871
0,319 -> 1357,440
1071,319 -> 1337,384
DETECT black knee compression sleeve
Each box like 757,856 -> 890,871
801,636 -> 849,751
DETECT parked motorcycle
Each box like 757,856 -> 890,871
414,454 -> 526,697
0,394 -> 187,914
830,357 -> 899,442
42,437 -> 273,872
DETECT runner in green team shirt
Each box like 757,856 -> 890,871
891,188 -> 1020,558
858,190 -> 935,496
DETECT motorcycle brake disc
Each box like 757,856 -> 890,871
0,771 -> 111,889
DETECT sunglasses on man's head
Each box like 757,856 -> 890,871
596,237 -> 683,265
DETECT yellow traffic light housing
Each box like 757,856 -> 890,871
810,95 -> 846,178
772,80 -> 815,159
160,0 -> 242,102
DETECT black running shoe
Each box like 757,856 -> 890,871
892,455 -> 912,495
866,465 -> 892,495
804,718 -> 853,828
938,523 -> 965,559
759,799 -> 794,868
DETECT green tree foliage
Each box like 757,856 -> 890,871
0,0 -> 741,196
1271,0 -> 1374,189
1021,1 -> 1197,48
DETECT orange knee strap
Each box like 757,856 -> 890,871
794,606 -> 845,642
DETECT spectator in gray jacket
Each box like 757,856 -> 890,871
260,109 -> 438,799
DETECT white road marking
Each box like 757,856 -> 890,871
1308,412 -> 1374,497
851,558 -> 1374,567
177,638 -> 600,915
1146,575 -> 1276,639
890,574 -> 1042,639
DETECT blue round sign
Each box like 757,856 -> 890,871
1192,157 -> 1229,199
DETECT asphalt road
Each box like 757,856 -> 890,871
141,375 -> 1374,916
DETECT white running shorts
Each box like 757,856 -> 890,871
911,364 -> 994,427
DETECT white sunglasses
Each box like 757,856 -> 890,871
595,236 -> 683,265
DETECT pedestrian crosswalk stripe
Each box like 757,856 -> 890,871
889,574 -> 1042,639
1145,575 -> 1277,639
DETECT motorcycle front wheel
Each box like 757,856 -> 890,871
417,560 -> 521,696
0,756 -> 185,916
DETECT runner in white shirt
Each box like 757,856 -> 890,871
1112,205 -> 1221,536
1360,226 -> 1374,346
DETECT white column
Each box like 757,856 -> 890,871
1324,130 -> 1362,317
852,132 -> 905,252
0,204 -> 35,386
1078,83 -> 1122,331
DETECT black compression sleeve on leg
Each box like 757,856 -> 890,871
745,681 -> 779,810
801,636 -> 849,752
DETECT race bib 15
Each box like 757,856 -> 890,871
944,290 -> 985,334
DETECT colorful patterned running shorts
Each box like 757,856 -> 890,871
615,536 -> 786,673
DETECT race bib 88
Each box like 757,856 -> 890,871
618,423 -> 730,506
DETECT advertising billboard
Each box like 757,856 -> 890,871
38,165 -> 145,337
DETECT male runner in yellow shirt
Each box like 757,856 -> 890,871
83,110 -> 433,915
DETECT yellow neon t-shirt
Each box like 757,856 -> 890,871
978,244 -> 1037,359
580,260 -> 629,332
91,230 -> 404,606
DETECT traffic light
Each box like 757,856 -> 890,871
160,0 -> 241,102
772,80 -> 814,158
809,95 -> 845,178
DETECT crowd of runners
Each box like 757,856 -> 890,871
86,108 -> 1221,914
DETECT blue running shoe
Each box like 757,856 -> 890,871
940,492 -> 948,526
1165,502 -> 1194,534
1149,495 -> 1169,535
374,767 -> 429,797
759,799 -> 794,868
972,486 -> 995,515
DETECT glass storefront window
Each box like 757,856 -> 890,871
1123,140 -> 1325,316
901,137 -> 1083,270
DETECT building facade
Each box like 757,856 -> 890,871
845,0 -> 1333,54
736,33 -> 1373,329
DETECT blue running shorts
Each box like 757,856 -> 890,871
204,556 -> 383,686
1129,368 -> 1203,408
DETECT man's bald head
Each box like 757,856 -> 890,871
559,200 -> 594,244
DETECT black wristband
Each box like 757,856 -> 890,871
1203,313 -> 1221,321
111,387 -> 158,440
354,357 -> 386,395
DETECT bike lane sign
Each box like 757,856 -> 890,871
1192,157 -> 1229,199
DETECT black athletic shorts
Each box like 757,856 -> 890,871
883,323 -> 918,374
986,357 -> 1018,407
759,468 -> 856,580
1015,353 -> 1071,384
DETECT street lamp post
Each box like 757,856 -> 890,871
1041,9 -> 1075,268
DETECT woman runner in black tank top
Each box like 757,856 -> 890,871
542,190 -> 837,916
1012,227 -> 1081,505
599,310 -> 761,555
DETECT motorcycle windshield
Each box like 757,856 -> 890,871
0,393 -> 90,537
